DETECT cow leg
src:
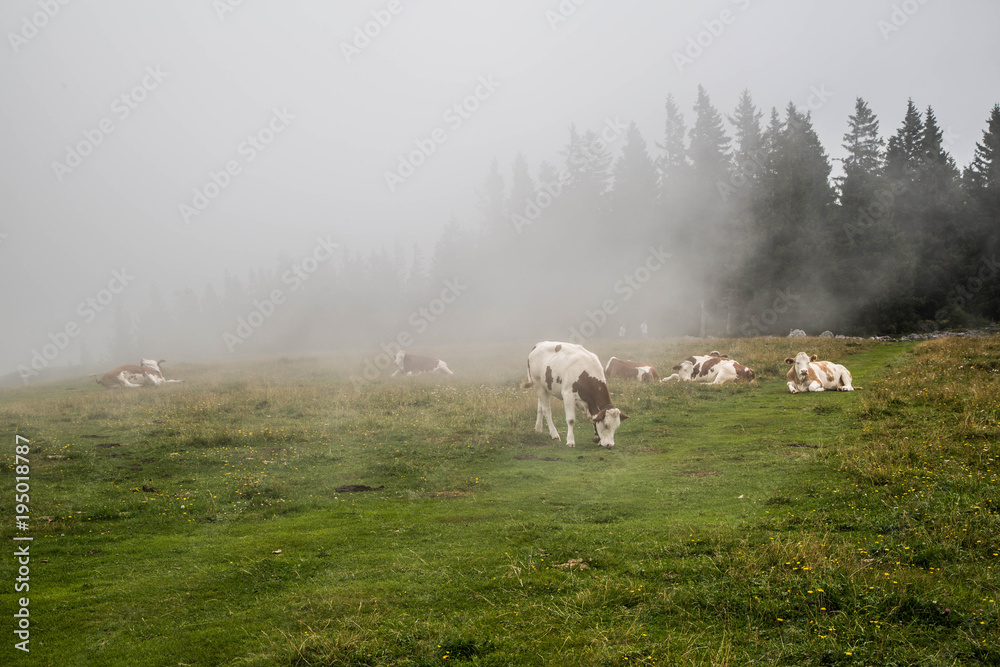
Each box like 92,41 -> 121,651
839,370 -> 854,391
117,372 -> 144,388
536,395 -> 560,441
787,382 -> 799,394
561,390 -> 577,447
534,397 -> 545,432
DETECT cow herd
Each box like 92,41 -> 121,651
94,342 -> 855,449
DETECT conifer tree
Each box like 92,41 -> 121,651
727,89 -> 764,193
688,85 -> 733,198
656,94 -> 689,209
477,157 -> 506,237
960,104 -> 1000,320
611,121 -> 658,238
837,98 -> 916,333
885,99 -> 924,190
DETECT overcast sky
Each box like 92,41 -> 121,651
2,0 -> 999,377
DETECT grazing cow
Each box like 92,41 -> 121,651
785,352 -> 854,393
662,352 -> 755,384
94,359 -> 182,388
392,351 -> 454,377
604,357 -> 660,383
523,341 -> 628,448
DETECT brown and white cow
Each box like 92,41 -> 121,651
604,357 -> 660,383
94,359 -> 182,388
785,352 -> 854,393
662,352 -> 755,384
523,341 -> 628,448
392,351 -> 454,377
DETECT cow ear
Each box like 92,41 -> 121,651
810,355 -> 818,362
672,365 -> 681,370
619,413 -> 629,421
784,357 -> 794,364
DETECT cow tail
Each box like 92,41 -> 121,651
521,380 -> 533,389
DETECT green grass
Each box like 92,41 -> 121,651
1,337 -> 997,665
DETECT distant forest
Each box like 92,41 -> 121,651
110,88 -> 1000,363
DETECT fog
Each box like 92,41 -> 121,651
2,0 -> 998,383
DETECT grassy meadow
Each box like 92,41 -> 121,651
1,336 -> 998,666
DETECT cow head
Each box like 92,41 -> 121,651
670,358 -> 696,381
785,352 -> 817,380
592,407 -> 628,448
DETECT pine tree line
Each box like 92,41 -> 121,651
106,89 -> 1000,362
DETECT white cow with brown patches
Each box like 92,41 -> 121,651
605,357 -> 660,383
785,352 -> 854,393
523,341 -> 628,448
94,359 -> 183,388
662,352 -> 755,384
392,351 -> 454,377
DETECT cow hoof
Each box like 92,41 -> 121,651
566,443 -> 575,448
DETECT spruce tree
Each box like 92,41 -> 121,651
688,85 -> 733,198
885,99 -> 924,188
656,94 -> 689,210
964,103 -> 1000,193
961,104 -> 1000,320
611,122 -> 658,238
477,158 -> 506,237
727,89 -> 764,189
837,98 -> 916,333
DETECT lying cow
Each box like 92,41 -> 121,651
785,352 -> 854,393
604,357 -> 660,383
392,351 -> 454,377
94,359 -> 182,388
662,351 -> 755,384
523,341 -> 628,448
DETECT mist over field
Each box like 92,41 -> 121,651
2,0 -> 999,383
